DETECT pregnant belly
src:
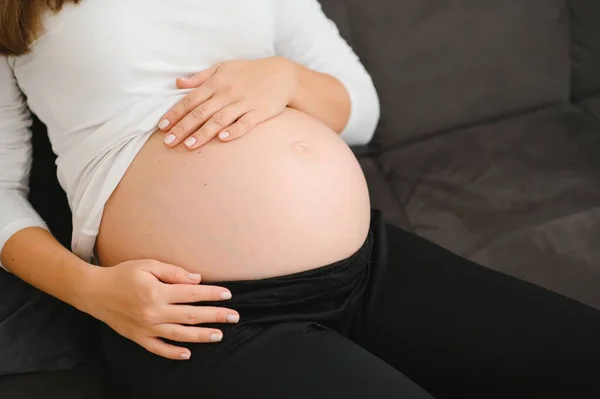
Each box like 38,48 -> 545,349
96,108 -> 371,282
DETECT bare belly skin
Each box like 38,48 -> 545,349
96,108 -> 371,282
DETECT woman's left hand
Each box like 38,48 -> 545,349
158,57 -> 298,149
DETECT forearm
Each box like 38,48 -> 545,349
1,227 -> 95,312
288,59 -> 351,134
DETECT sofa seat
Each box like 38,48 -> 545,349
362,103 -> 600,309
0,364 -> 113,399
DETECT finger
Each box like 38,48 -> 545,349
158,84 -> 214,133
184,102 -> 250,149
141,337 -> 193,360
155,323 -> 224,343
168,284 -> 233,304
163,305 -> 240,325
176,64 -> 219,89
218,109 -> 266,142
142,261 -> 202,285
165,95 -> 235,148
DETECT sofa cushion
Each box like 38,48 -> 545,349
343,0 -> 570,148
0,271 -> 93,376
358,156 -> 410,230
29,116 -> 73,247
0,364 -> 112,399
318,0 -> 353,45
570,0 -> 600,99
377,104 -> 600,309
578,95 -> 600,125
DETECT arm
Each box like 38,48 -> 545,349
0,57 -> 93,308
0,55 -> 100,333
274,0 -> 380,145
2,228 -> 93,308
288,60 -> 351,134
0,56 -> 52,273
0,57 -> 107,314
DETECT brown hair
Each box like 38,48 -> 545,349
0,0 -> 80,56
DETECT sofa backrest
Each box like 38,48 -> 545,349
570,0 -> 600,100
29,116 -> 72,248
319,0 -> 353,45
321,0 -> 571,149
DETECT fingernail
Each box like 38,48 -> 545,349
218,131 -> 230,140
220,291 -> 232,300
180,352 -> 191,360
184,136 -> 197,148
188,273 -> 201,280
210,333 -> 223,342
158,119 -> 170,130
164,134 -> 176,145
227,314 -> 240,323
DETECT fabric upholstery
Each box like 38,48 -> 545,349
377,105 -> 600,308
579,95 -> 600,125
319,0 -> 353,45
342,0 -> 570,148
0,272 -> 92,376
29,117 -> 72,248
0,365 -> 112,399
358,157 -> 410,230
570,0 -> 600,99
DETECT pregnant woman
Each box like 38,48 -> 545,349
1,1 -> 599,398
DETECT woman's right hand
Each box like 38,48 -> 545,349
81,259 -> 240,360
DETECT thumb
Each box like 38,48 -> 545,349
176,65 -> 219,89
144,261 -> 202,285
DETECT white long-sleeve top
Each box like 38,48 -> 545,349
0,0 -> 380,271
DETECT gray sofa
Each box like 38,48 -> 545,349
1,0 -> 599,397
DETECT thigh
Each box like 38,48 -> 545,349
102,321 -> 434,399
350,220 -> 600,399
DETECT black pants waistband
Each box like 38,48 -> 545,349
199,229 -> 374,324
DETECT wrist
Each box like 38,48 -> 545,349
63,256 -> 101,314
277,56 -> 303,108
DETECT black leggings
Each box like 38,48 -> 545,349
102,210 -> 600,398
